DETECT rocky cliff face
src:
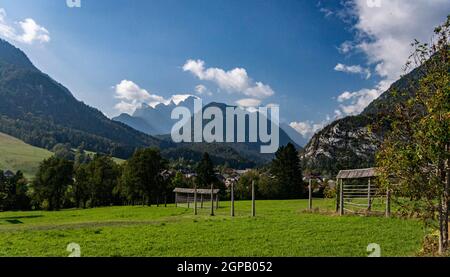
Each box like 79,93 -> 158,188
301,115 -> 382,177
300,65 -> 423,178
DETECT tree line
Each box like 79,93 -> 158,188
0,142 -> 304,211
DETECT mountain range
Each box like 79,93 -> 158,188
0,39 -> 299,168
113,99 -> 302,163
113,97 -> 307,146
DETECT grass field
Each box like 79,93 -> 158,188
0,132 -> 52,179
0,199 -> 426,257
0,132 -> 125,179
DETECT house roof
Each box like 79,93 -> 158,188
3,170 -> 14,178
173,188 -> 220,194
336,168 -> 379,179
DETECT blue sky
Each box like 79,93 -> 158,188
0,0 -> 448,138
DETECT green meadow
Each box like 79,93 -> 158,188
0,199 -> 425,257
0,132 -> 52,179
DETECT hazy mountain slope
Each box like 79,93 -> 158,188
117,100 -> 302,164
280,123 -> 309,147
0,39 -> 162,159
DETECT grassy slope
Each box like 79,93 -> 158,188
0,132 -> 125,180
0,199 -> 425,257
0,132 -> 52,179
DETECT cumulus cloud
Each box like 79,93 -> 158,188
114,100 -> 141,114
183,59 -> 275,99
195,84 -> 212,96
334,63 -> 371,79
337,89 -> 380,115
0,8 -> 50,44
114,80 -> 165,104
290,121 -> 326,139
334,0 -> 450,116
235,98 -> 262,108
113,80 -> 196,114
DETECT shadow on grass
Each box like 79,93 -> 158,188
0,215 -> 44,225
5,219 -> 23,224
0,215 -> 44,222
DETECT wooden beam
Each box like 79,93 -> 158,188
339,179 -> 344,216
367,178 -> 372,212
386,188 -> 391,218
210,183 -> 215,216
308,178 -> 312,211
194,185 -> 198,215
335,179 -> 340,213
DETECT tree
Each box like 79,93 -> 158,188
0,170 -> 30,211
52,143 -> 75,161
270,143 -> 304,199
172,172 -> 186,188
74,144 -> 91,167
377,17 -> 450,254
32,156 -> 74,210
86,154 -> 121,207
196,152 -> 216,188
119,148 -> 166,205
235,170 -> 260,200
258,172 -> 279,199
73,163 -> 91,208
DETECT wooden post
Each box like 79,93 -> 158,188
231,182 -> 235,217
210,184 -> 215,216
367,178 -> 372,212
251,180 -> 256,217
308,178 -> 312,211
175,192 -> 178,208
201,194 -> 204,209
194,186 -> 198,215
335,179 -> 340,213
187,195 -> 190,209
386,188 -> 391,218
339,179 -> 344,216
216,194 -> 219,209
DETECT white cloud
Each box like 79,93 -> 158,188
334,63 -> 371,79
113,80 -> 196,114
319,8 -> 334,18
183,59 -> 275,99
0,8 -> 50,44
334,0 -> 450,116
290,121 -> 326,139
338,41 -> 354,54
115,80 -> 156,102
337,88 -> 381,115
235,98 -> 262,108
114,100 -> 142,114
195,84 -> 212,96
170,94 -> 197,105
350,0 -> 449,80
